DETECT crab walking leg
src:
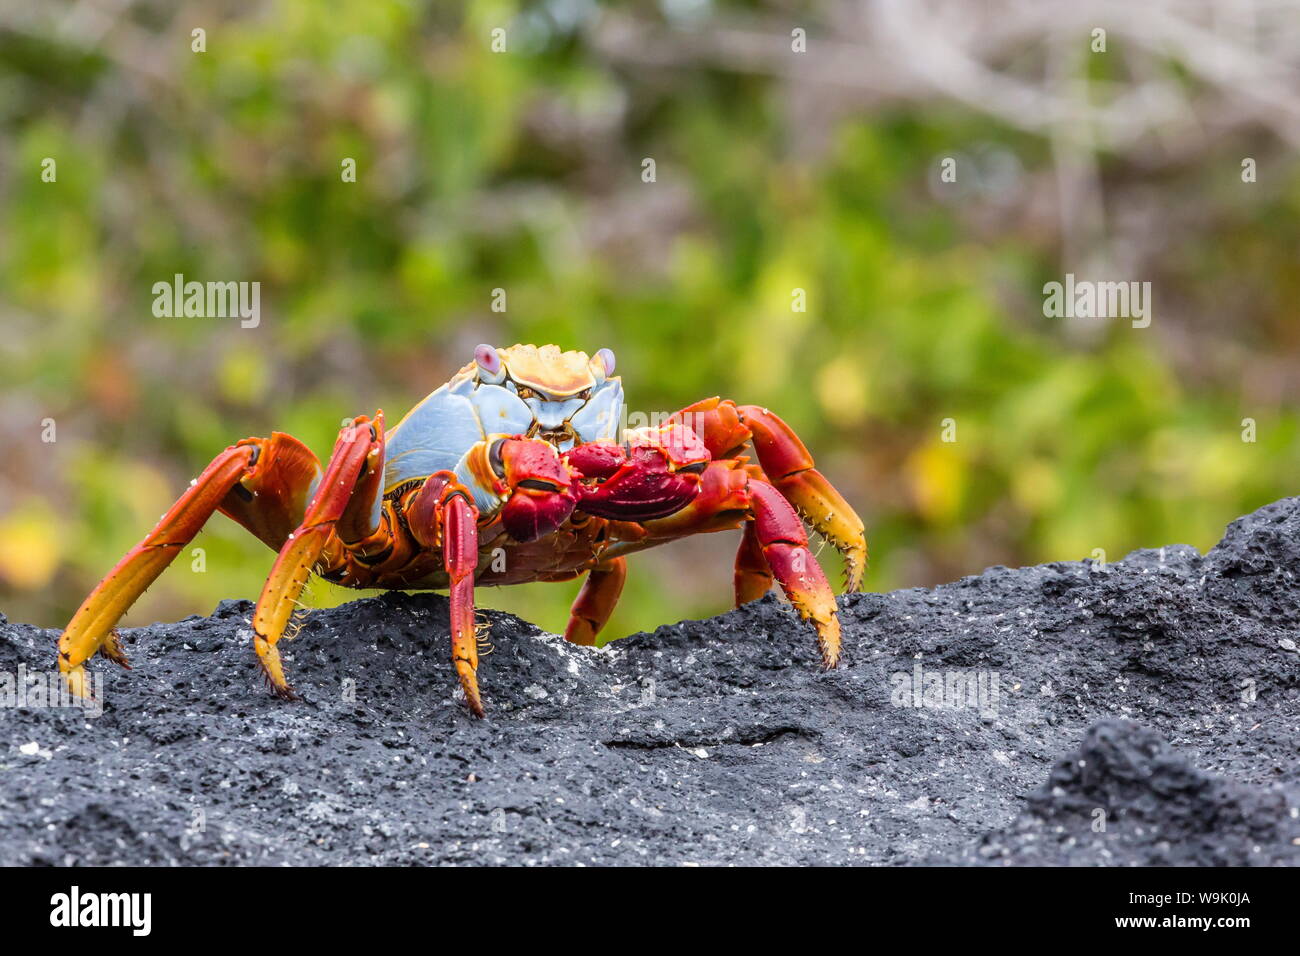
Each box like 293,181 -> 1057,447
563,558 -> 628,646
667,398 -> 867,590
57,443 -> 259,697
736,405 -> 867,591
440,493 -> 484,716
733,520 -> 773,606
251,415 -> 384,698
748,480 -> 842,668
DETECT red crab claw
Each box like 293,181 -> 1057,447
570,423 -> 709,521
494,438 -> 580,542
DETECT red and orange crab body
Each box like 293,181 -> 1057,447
57,344 -> 867,716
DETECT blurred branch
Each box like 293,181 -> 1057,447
594,0 -> 1300,150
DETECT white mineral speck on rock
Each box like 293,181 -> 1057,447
19,742 -> 40,756
1279,638 -> 1297,651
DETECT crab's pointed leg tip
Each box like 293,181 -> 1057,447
455,661 -> 486,718
460,685 -> 486,718
253,634 -> 301,700
463,680 -> 486,719
818,618 -> 842,670
63,664 -> 90,699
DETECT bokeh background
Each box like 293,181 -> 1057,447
3,0 -> 1300,644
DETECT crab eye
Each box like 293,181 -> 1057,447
488,438 -> 507,478
598,348 -> 618,379
475,344 -> 505,384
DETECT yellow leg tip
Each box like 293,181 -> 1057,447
819,618 -> 843,669
63,665 -> 91,699
455,658 -> 485,717
254,634 -> 298,700
844,552 -> 867,593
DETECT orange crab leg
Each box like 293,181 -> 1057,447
736,404 -> 866,591
564,557 -> 627,646
57,443 -> 261,697
668,398 -> 866,591
747,480 -> 842,668
407,439 -> 578,716
251,414 -> 384,698
405,473 -> 485,715
599,459 -> 843,667
733,520 -> 772,606
440,491 -> 483,716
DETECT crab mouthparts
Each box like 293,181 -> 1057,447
531,423 -> 577,448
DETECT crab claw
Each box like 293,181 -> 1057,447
571,423 -> 708,522
494,438 -> 579,542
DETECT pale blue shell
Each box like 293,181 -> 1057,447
384,374 -> 625,493
567,379 -> 623,451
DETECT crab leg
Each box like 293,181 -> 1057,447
733,520 -> 772,606
402,473 -> 487,715
564,557 -> 627,646
57,443 -> 261,697
439,491 -> 483,716
251,414 -> 384,698
736,405 -> 866,591
669,398 -> 867,591
613,464 -> 843,667
747,480 -> 842,668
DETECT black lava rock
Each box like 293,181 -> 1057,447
2,499 -> 1299,865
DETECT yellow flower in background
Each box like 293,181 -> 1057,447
0,499 -> 62,590
1010,459 -> 1063,513
905,439 -> 965,524
815,355 -> 869,428
218,347 -> 271,405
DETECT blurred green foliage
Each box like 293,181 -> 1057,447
3,1 -> 1299,647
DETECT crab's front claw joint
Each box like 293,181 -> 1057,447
571,424 -> 709,521
492,438 -> 579,542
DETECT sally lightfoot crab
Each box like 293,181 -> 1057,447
57,344 -> 867,716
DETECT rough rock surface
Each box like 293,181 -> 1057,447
2,499 -> 1299,866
